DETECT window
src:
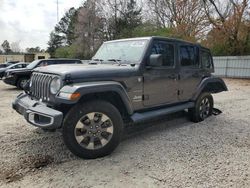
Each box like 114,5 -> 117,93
201,50 -> 213,69
93,40 -> 148,63
180,45 -> 199,67
150,41 -> 175,67
12,64 -> 23,69
38,61 -> 50,67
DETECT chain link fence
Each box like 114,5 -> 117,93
213,56 -> 250,78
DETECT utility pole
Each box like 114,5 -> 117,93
57,0 -> 59,23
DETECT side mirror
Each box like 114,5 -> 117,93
148,54 -> 163,67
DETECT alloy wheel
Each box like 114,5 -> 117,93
199,97 -> 211,119
74,112 -> 114,150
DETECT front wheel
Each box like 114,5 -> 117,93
17,77 -> 29,90
62,100 -> 124,159
189,92 -> 214,122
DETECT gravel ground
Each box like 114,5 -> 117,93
0,79 -> 249,188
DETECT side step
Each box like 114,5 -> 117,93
131,102 -> 194,123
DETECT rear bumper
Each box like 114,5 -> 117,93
12,93 -> 63,129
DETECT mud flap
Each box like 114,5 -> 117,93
212,108 -> 222,115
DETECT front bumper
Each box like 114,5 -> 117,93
3,76 -> 16,86
12,93 -> 63,129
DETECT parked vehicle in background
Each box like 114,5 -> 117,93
3,59 -> 82,89
0,62 -> 28,79
0,64 -> 8,68
13,37 -> 228,159
0,61 -> 20,68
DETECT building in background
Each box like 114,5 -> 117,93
0,53 -> 50,64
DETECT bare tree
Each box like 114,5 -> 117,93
74,0 -> 104,58
203,0 -> 250,54
147,0 -> 209,41
11,41 -> 21,53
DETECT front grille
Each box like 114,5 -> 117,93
30,72 -> 54,101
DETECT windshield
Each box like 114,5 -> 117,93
7,63 -> 19,69
6,64 -> 16,69
92,39 -> 148,63
26,60 -> 40,69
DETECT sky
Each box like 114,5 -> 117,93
0,0 -> 83,51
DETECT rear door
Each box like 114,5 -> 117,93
178,44 -> 203,101
143,40 -> 179,107
201,49 -> 214,73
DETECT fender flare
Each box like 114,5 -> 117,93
56,81 -> 134,115
192,76 -> 228,101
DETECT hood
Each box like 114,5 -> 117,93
35,63 -> 139,80
0,68 -> 7,72
5,67 -> 31,74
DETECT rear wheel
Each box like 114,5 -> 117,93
62,100 -> 124,159
189,92 -> 214,122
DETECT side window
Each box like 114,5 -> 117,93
12,64 -> 22,69
180,45 -> 199,67
201,50 -> 213,69
38,61 -> 50,67
150,41 -> 175,67
16,64 -> 23,68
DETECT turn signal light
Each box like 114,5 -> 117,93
70,92 -> 81,100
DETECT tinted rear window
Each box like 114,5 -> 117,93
180,45 -> 199,67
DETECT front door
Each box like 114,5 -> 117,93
143,40 -> 179,107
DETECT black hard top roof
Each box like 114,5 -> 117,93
107,36 -> 210,51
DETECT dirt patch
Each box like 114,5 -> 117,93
21,154 -> 54,169
3,171 -> 24,184
0,154 -> 53,183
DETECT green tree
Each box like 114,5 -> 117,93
55,7 -> 77,45
26,46 -> 43,53
116,0 -> 142,38
1,40 -> 12,54
132,23 -> 173,37
47,32 -> 64,57
55,45 -> 78,58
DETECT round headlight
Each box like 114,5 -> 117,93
50,77 -> 61,94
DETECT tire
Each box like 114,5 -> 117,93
62,100 -> 124,159
17,77 -> 29,90
189,92 -> 214,122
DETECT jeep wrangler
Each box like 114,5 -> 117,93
13,37 -> 227,159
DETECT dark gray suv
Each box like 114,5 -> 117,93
13,37 -> 227,159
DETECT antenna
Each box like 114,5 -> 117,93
57,0 -> 59,22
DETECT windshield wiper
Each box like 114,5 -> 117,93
107,59 -> 122,65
